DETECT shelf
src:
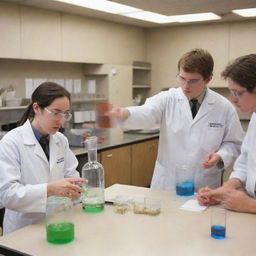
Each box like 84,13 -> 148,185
133,85 -> 151,89
133,66 -> 151,70
72,97 -> 108,103
0,105 -> 27,110
133,61 -> 151,70
0,98 -> 108,110
83,64 -> 109,75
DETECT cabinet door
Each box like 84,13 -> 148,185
101,146 -> 131,188
131,139 -> 159,187
21,6 -> 61,60
0,2 -> 20,58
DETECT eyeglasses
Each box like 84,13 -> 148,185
44,107 -> 72,121
176,74 -> 203,86
229,89 -> 247,98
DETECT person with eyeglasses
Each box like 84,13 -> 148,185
0,82 -> 85,234
197,54 -> 256,213
107,48 -> 244,191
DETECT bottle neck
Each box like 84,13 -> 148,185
88,148 -> 97,163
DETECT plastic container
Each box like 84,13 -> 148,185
96,101 -> 113,128
5,98 -> 22,107
113,194 -> 132,214
133,195 -> 146,214
145,197 -> 161,216
133,196 -> 161,216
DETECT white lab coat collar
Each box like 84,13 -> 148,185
21,120 -> 60,168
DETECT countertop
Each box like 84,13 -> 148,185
70,117 -> 249,156
0,184 -> 255,256
70,128 -> 159,156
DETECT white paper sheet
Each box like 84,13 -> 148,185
180,199 -> 208,212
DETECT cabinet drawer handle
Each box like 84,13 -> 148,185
106,154 -> 113,158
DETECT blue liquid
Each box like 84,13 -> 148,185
211,225 -> 226,239
176,181 -> 194,196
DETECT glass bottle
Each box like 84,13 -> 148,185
82,136 -> 105,213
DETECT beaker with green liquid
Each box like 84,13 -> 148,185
46,196 -> 74,244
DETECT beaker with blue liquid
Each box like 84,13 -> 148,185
211,208 -> 226,239
175,165 -> 195,197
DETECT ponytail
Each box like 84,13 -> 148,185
18,103 -> 34,126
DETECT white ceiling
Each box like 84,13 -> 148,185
4,0 -> 256,27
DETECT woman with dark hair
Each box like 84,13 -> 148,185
0,82 -> 84,234
198,54 -> 256,213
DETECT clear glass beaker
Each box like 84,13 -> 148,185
46,196 -> 74,244
211,208 -> 226,239
175,165 -> 195,196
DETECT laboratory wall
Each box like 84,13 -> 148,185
146,20 -> 256,95
1,1 -> 256,106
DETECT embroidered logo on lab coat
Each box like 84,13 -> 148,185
56,157 -> 64,164
208,122 -> 223,128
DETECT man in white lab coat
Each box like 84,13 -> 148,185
198,54 -> 256,213
109,48 -> 244,191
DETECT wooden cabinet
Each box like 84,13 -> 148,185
0,2 -> 20,58
131,139 -> 158,187
20,6 -> 61,61
100,138 -> 159,188
101,145 -> 131,188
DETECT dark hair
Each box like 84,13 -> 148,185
221,54 -> 256,93
178,48 -> 214,80
19,82 -> 70,125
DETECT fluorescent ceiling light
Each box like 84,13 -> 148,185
124,12 -> 220,23
173,12 -> 221,23
52,0 -> 142,14
51,0 -> 221,24
122,11 -> 177,24
232,8 -> 256,17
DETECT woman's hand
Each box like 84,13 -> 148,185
197,187 -> 222,206
47,178 -> 85,199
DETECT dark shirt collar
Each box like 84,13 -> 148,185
31,124 -> 49,142
188,88 -> 207,106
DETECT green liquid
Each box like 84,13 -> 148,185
82,203 -> 104,213
47,222 -> 74,244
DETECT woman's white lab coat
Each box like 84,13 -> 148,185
120,88 -> 244,190
230,112 -> 256,197
0,120 -> 79,234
